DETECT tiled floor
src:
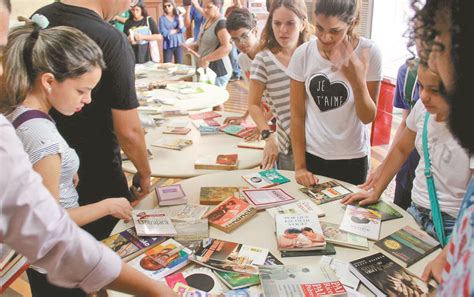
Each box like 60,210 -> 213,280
5,79 -> 399,296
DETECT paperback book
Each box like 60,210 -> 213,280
258,264 -> 347,297
242,169 -> 290,189
158,204 -> 209,221
362,200 -> 403,222
204,196 -> 257,233
299,180 -> 353,205
162,110 -> 189,117
200,187 -> 242,205
132,209 -> 177,237
0,255 -> 28,294
102,227 -> 167,261
173,219 -> 209,244
275,213 -> 326,251
241,188 -> 296,210
166,119 -> 189,128
191,238 -> 269,275
237,140 -> 265,150
266,199 -> 325,218
155,184 -> 187,206
162,127 -> 191,135
215,270 -> 261,290
221,125 -> 253,138
194,154 -> 239,170
152,138 -> 193,151
129,238 -> 191,280
320,221 -> 369,250
349,253 -> 435,297
320,256 -> 360,290
189,111 -> 222,120
280,243 -> 336,258
340,205 -> 382,240
374,225 -> 440,267
182,268 -> 226,294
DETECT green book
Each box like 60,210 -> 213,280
362,200 -> 403,222
214,270 -> 260,289
280,243 -> 336,257
259,168 -> 290,185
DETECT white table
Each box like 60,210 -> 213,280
122,112 -> 263,178
136,82 -> 229,113
111,170 -> 440,297
135,62 -> 195,85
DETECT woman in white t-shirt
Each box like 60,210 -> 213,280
342,63 -> 471,239
288,0 -> 382,185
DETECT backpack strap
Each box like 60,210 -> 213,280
12,110 -> 53,129
403,59 -> 419,110
422,111 -> 448,246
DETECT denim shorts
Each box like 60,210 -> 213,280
406,202 -> 457,240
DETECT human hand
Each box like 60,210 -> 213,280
131,173 -> 151,204
359,164 -> 383,191
241,127 -> 260,142
73,174 -> 79,188
340,47 -> 369,85
295,168 -> 318,187
341,189 -> 380,206
261,135 -> 278,169
422,248 -> 448,283
198,57 -> 209,69
224,116 -> 245,125
134,32 -> 143,42
102,198 -> 133,222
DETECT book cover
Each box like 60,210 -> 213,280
102,227 -> 167,261
152,138 -> 193,151
182,267 -> 225,294
162,127 -> 191,135
374,226 -> 440,267
221,125 -> 253,138
203,196 -> 256,233
216,154 -> 238,166
241,188 -> 296,210
166,119 -> 189,128
0,245 -> 15,271
215,270 -> 261,290
129,26 -> 151,45
224,286 -> 264,297
199,186 -> 242,205
266,199 -> 325,218
164,271 -> 187,289
340,205 -> 381,241
350,253 -> 435,297
204,118 -> 220,126
172,283 -> 207,296
319,256 -> 360,290
199,125 -> 220,135
189,111 -> 222,120
320,221 -> 369,250
155,184 -> 187,206
132,210 -> 177,237
173,219 -> 209,244
362,200 -> 403,222
191,238 -> 269,275
195,155 -> 240,170
275,213 -> 326,251
0,256 -> 28,294
129,239 -> 191,280
299,180 -> 353,205
162,110 -> 189,117
259,264 -> 347,297
158,204 -> 209,221
237,140 -> 265,150
0,253 -> 23,278
280,243 -> 336,258
242,169 -> 290,189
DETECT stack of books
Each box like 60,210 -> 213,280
155,184 -> 187,206
1,245 -> 28,293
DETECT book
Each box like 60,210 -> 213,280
165,271 -> 188,289
340,205 -> 382,241
152,138 -> 193,151
0,252 -> 23,278
320,256 -> 360,290
132,210 -> 177,237
374,225 -> 440,267
203,196 -> 257,233
362,200 -> 403,222
191,238 -> 269,275
166,119 -> 190,128
221,125 -> 253,138
102,227 -> 167,262
215,270 -> 261,290
237,140 -> 265,150
162,127 -> 191,135
320,221 -> 369,250
162,110 -> 189,117
172,283 -> 207,296
194,154 -> 240,170
242,169 -> 290,189
275,213 -> 326,251
129,26 -> 151,45
191,119 -> 221,135
258,264 -> 347,297
266,199 -> 325,218
155,184 -> 187,206
199,186 -> 243,205
280,243 -> 336,258
173,219 -> 209,244
241,188 -> 296,210
224,286 -> 264,297
158,204 -> 209,221
299,180 -> 353,205
204,118 -> 220,126
189,111 -> 222,120
349,253 -> 435,297
182,267 -> 225,294
129,239 -> 191,280
0,245 -> 15,271
0,256 -> 28,294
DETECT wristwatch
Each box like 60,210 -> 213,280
261,129 -> 271,140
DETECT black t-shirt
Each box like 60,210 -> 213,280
124,16 -> 159,64
35,3 -> 138,202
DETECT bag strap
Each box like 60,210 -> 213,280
12,110 -> 53,129
403,59 -> 419,110
422,111 -> 448,246
146,16 -> 150,28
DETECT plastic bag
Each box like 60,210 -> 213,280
196,67 -> 217,85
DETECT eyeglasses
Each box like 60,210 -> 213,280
231,29 -> 255,45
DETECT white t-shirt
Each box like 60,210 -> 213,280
238,53 -> 253,85
406,100 -> 471,218
287,38 -> 383,160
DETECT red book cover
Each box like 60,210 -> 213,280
165,272 -> 188,289
301,281 -> 347,296
204,118 -> 220,126
216,154 -> 238,166
189,111 -> 222,120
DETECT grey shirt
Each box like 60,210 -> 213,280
197,18 -> 232,76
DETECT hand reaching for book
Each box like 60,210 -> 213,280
295,168 -> 318,187
422,246 -> 448,283
261,135 -> 278,170
341,189 -> 380,206
359,164 -> 383,191
102,198 -> 133,223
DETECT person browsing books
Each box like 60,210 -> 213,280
248,0 -> 313,170
288,0 -> 382,186
159,0 -> 186,63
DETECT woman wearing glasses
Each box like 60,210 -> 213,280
159,0 -> 186,63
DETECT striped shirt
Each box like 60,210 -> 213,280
7,106 -> 80,209
250,50 -> 291,154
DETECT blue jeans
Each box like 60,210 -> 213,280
163,47 -> 183,64
407,202 -> 457,240
215,73 -> 231,89
229,44 -> 240,77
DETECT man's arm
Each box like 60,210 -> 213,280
112,108 -> 151,199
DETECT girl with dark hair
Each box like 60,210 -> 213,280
159,0 -> 186,63
289,0 -> 382,185
124,3 -> 162,63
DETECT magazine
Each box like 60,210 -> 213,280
299,180 -> 352,205
275,213 -> 326,251
241,188 -> 296,210
204,196 -> 257,233
340,205 -> 381,240
242,169 -> 290,189
132,209 -> 177,237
